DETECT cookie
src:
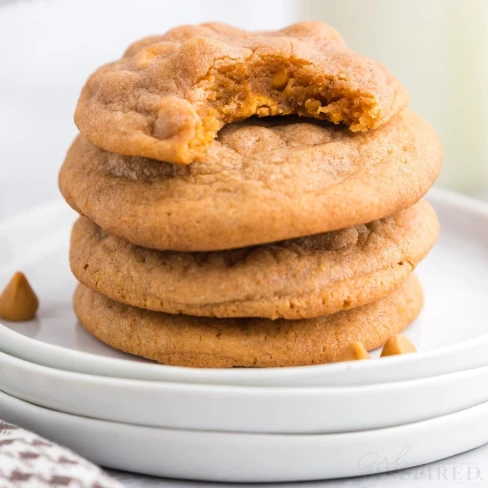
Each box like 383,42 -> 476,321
74,21 -> 408,164
73,274 -> 423,368
70,200 -> 438,319
60,110 -> 442,252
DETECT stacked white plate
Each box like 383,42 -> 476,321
0,188 -> 488,482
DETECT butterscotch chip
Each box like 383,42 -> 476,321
70,200 -> 438,319
74,21 -> 409,164
336,342 -> 370,362
73,275 -> 423,368
380,335 -> 417,357
0,272 -> 39,321
60,110 -> 442,252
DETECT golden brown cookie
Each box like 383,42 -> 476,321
70,200 -> 438,319
74,274 -> 423,368
60,110 -> 442,252
74,21 -> 408,164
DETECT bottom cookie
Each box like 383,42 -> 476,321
74,275 -> 423,368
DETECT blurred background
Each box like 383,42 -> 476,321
1,0 -> 487,219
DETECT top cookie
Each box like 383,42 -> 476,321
74,21 -> 409,164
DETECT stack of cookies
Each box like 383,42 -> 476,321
59,22 -> 442,368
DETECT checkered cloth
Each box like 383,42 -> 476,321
0,421 -> 122,487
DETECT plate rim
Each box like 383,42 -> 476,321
2,385 -> 488,437
1,388 -> 488,482
3,348 -> 488,434
3,347 -> 488,393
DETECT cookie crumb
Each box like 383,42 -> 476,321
336,341 -> 370,362
380,335 -> 416,357
0,272 -> 39,321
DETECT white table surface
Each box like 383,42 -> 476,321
108,442 -> 488,487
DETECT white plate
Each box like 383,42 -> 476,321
0,189 -> 487,387
2,350 -> 488,434
1,390 -> 488,482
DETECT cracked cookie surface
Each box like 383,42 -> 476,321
74,21 -> 409,164
60,110 -> 442,251
73,274 -> 423,368
70,200 -> 438,319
